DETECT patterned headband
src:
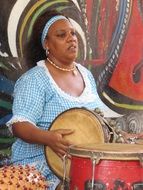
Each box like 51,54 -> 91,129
41,15 -> 68,49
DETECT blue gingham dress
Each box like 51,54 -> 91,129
7,60 -> 105,189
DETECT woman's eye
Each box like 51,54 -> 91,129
56,33 -> 66,38
71,31 -> 76,36
56,31 -> 77,38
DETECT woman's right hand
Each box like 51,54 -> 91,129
46,129 -> 74,158
12,122 -> 74,157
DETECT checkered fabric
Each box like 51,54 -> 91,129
7,60 -> 105,189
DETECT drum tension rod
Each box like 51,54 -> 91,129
138,154 -> 143,167
90,153 -> 102,190
61,153 -> 69,190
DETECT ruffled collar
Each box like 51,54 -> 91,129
37,60 -> 96,103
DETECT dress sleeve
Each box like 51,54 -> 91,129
10,73 -> 45,125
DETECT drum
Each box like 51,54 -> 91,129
69,143 -> 143,190
45,108 -> 114,179
0,165 -> 48,189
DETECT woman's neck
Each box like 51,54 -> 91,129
47,57 -> 77,76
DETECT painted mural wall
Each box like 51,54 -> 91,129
0,0 -> 143,135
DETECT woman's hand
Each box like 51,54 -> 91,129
46,129 -> 74,158
12,121 -> 74,157
12,122 -> 74,157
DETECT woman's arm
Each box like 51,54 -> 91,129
12,122 -> 74,157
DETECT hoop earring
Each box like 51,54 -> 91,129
46,49 -> 49,56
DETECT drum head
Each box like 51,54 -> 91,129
45,108 -> 105,178
69,143 -> 143,160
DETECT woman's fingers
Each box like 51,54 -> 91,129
56,129 -> 75,136
48,129 -> 75,156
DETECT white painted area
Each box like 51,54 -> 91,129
7,0 -> 30,57
70,18 -> 87,60
70,0 -> 81,11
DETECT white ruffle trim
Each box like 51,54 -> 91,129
6,116 -> 37,134
37,61 -> 97,103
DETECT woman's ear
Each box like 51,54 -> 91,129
44,39 -> 49,50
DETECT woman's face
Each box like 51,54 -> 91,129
45,19 -> 78,63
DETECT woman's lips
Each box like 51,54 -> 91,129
68,44 -> 77,52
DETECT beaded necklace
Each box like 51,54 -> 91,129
47,57 -> 77,76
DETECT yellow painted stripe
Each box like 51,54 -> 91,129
27,0 -> 68,39
19,0 -> 68,56
102,91 -> 143,110
19,0 -> 46,56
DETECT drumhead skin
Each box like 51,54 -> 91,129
69,143 -> 143,161
45,107 -> 107,178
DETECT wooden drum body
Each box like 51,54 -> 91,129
69,143 -> 143,190
45,108 -> 114,179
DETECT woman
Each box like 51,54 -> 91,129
7,10 -> 107,189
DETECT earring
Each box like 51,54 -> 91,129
46,49 -> 49,56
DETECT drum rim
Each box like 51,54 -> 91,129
69,143 -> 143,161
44,107 -> 107,178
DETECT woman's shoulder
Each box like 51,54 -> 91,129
15,60 -> 48,88
76,63 -> 94,77
76,62 -> 90,71
25,60 -> 45,75
19,61 -> 46,80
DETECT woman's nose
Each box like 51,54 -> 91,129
67,33 -> 77,42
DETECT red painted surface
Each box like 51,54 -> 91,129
69,156 -> 143,190
109,0 -> 143,101
86,0 -> 119,62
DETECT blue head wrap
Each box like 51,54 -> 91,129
41,15 -> 68,49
